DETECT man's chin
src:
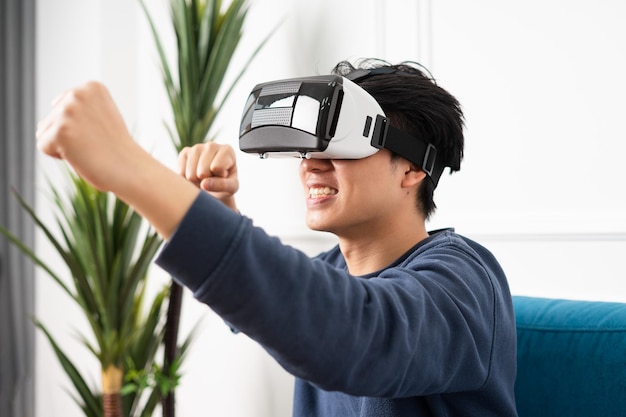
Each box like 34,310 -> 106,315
307,225 -> 331,233
305,219 -> 332,234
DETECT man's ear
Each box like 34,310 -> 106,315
401,163 -> 427,188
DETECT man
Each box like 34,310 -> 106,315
37,59 -> 518,416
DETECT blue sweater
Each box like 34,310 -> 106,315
156,193 -> 518,417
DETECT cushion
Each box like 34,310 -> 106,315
513,296 -> 626,417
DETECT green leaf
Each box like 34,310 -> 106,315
0,221 -> 75,300
137,384 -> 164,417
140,0 -> 273,150
36,321 -> 102,417
1,167 -> 175,416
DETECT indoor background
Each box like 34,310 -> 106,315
18,0 -> 626,415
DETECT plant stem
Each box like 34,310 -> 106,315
102,365 -> 124,417
162,280 -> 183,417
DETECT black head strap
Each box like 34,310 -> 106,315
347,68 -> 447,187
345,67 -> 398,82
346,64 -> 436,83
370,115 -> 445,187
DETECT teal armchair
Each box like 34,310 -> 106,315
513,296 -> 626,417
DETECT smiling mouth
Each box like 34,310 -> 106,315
308,186 -> 338,198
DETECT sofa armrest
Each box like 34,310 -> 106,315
513,296 -> 626,417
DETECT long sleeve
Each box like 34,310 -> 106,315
155,192 -> 516,404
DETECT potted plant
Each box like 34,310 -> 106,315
0,1 -> 271,415
0,173 -> 193,417
139,1 -> 273,415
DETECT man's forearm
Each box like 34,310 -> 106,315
113,142 -> 201,239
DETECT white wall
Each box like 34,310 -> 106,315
425,0 -> 626,302
35,1 -> 626,416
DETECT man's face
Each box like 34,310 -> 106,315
299,149 -> 405,238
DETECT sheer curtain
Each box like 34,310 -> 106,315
0,0 -> 36,416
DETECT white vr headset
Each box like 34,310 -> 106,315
239,73 -> 446,186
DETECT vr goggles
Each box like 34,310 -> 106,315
239,74 -> 446,187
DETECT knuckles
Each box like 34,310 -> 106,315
62,81 -> 107,112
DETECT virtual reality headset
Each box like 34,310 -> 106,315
239,74 -> 446,187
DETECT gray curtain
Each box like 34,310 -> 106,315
0,0 -> 36,416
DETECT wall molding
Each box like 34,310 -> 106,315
468,232 -> 626,243
278,230 -> 626,245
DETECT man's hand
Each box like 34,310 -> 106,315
35,81 -> 202,239
178,143 -> 239,211
36,81 -> 138,192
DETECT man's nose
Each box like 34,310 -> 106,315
300,157 -> 333,172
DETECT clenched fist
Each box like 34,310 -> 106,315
178,143 -> 239,211
36,81 -> 138,192
35,81 -> 203,239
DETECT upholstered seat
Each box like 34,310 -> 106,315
513,296 -> 626,417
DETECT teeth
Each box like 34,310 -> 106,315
309,186 -> 337,197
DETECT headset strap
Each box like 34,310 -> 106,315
371,115 -> 446,187
345,67 -> 398,82
347,68 -> 446,186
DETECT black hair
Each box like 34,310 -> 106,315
331,58 -> 465,220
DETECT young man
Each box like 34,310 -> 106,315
37,60 -> 518,416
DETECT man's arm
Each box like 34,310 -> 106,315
36,81 -> 236,238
